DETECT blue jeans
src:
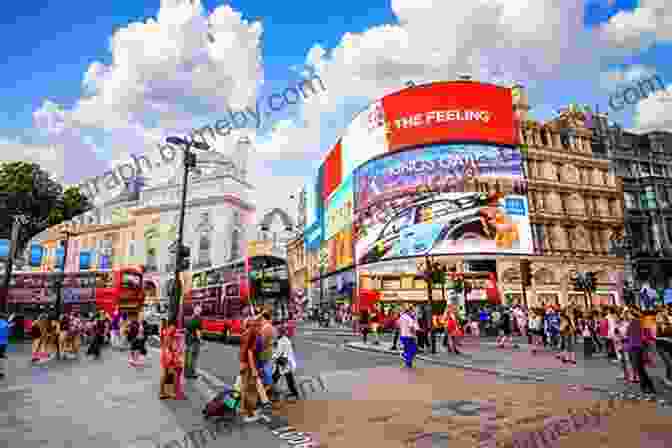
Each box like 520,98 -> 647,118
400,336 -> 417,368
257,360 -> 273,386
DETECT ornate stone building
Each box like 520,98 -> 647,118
498,89 -> 625,307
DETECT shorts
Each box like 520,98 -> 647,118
256,361 -> 273,386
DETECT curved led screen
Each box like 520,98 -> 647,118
352,143 -> 532,265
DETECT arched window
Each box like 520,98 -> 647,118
230,211 -> 242,261
197,212 -> 212,268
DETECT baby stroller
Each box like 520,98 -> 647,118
203,383 -> 241,421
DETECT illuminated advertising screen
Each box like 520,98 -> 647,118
380,82 -> 516,150
354,144 -> 522,211
322,141 -> 343,201
325,174 -> 354,241
304,172 -> 324,251
353,144 -> 532,264
327,227 -> 354,272
341,101 -> 390,178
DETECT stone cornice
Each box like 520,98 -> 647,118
527,147 -> 611,168
147,194 -> 255,213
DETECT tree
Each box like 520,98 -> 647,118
0,161 -> 92,252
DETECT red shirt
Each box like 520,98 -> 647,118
239,326 -> 259,370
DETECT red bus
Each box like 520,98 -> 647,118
94,267 -> 145,318
184,256 -> 290,343
4,267 -> 144,335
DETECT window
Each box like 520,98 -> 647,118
128,241 -> 136,258
624,192 -> 636,209
198,232 -> 212,267
532,223 -> 545,254
231,228 -> 240,260
644,186 -> 657,209
654,165 -> 663,176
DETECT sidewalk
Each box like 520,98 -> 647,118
273,365 -> 672,448
0,342 -> 278,448
345,339 -> 672,400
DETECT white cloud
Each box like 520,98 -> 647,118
598,0 -> 672,50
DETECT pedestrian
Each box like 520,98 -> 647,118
110,309 -> 121,349
0,313 -> 15,379
184,306 -> 203,379
390,307 -> 401,351
360,308 -> 370,344
496,309 -> 513,349
59,314 -> 71,359
614,312 -> 635,383
625,309 -> 656,395
31,315 -> 44,363
557,310 -> 577,364
256,311 -> 274,409
399,303 -> 419,368
46,315 -> 60,361
529,309 -> 544,355
239,318 -> 261,422
271,325 -> 300,401
655,307 -> 672,388
120,313 -> 130,350
127,318 -> 141,367
86,315 -> 106,360
370,305 -> 382,345
442,307 -> 461,355
159,320 -> 179,399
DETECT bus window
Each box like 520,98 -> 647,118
122,272 -> 142,289
207,270 -> 221,286
193,272 -> 206,289
225,284 -> 239,297
96,272 -> 114,288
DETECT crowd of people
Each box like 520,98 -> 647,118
368,300 -> 672,397
26,308 -> 150,367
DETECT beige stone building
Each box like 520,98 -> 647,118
497,89 -> 625,307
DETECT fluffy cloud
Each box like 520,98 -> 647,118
598,0 -> 672,50
0,137 -> 65,182
4,0 -> 671,222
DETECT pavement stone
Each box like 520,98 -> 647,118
345,340 -> 672,399
0,341 -> 278,448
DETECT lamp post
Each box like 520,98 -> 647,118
1,214 -> 28,314
164,135 -> 210,400
55,223 -> 75,318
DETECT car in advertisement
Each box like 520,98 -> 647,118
356,192 -> 531,264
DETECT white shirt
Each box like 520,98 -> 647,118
272,335 -> 297,374
399,312 -> 419,338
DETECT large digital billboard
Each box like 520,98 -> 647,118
381,82 -> 516,151
327,227 -> 354,272
341,100 -> 390,178
353,144 -> 532,264
322,141 -> 343,201
304,173 -> 324,251
325,174 -> 354,241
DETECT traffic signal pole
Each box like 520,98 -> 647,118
0,215 -> 26,314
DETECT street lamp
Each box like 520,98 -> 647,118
165,135 -> 210,400
55,222 -> 76,318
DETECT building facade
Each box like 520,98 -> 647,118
289,82 -> 626,311
607,128 -> 672,293
27,141 -> 256,305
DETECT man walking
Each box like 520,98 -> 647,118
184,306 -> 203,379
256,311 -> 274,408
399,304 -> 419,368
239,318 -> 261,422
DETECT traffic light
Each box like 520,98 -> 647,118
177,245 -> 191,271
586,272 -> 597,292
520,260 -> 531,287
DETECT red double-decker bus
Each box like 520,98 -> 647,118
183,256 -> 290,343
4,267 -> 145,335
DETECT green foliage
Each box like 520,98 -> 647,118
0,161 -> 92,251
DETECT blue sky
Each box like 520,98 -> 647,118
0,0 -> 671,217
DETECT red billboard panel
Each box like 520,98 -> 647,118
322,140 -> 342,200
381,82 -> 516,150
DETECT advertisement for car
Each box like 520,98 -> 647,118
353,143 -> 532,264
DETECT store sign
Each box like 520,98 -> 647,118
0,240 -> 9,258
29,244 -> 44,267
325,174 -> 354,240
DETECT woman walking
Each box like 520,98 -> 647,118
110,309 -> 121,349
529,309 -> 544,355
442,307 -> 461,355
86,315 -> 106,360
399,304 -> 419,368
271,325 -> 300,401
496,309 -> 513,349
127,318 -> 142,367
557,310 -> 577,364
159,320 -> 180,399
